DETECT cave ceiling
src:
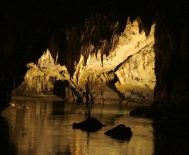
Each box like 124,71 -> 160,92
0,0 -> 152,61
1,0 -> 187,63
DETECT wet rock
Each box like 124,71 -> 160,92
72,117 -> 105,132
104,124 -> 132,140
130,106 -> 152,117
129,104 -> 172,118
10,103 -> 28,109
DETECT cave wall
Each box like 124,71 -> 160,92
70,17 -> 155,104
139,0 -> 189,112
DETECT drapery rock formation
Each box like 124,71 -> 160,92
71,17 -> 155,104
13,17 -> 155,104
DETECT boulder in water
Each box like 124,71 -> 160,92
104,124 -> 132,140
72,117 -> 105,132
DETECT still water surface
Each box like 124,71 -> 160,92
1,98 -> 189,155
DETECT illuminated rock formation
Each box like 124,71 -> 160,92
71,17 -> 155,104
13,17 -> 155,104
12,49 -> 71,96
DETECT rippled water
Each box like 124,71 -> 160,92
1,98 -> 189,155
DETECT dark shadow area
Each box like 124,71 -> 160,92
0,115 -> 17,155
52,101 -> 66,115
53,80 -> 83,103
130,102 -> 189,154
53,80 -> 69,98
153,119 -> 189,155
105,73 -> 125,102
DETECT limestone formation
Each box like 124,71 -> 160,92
12,49 -> 71,96
71,17 -> 155,104
13,17 -> 155,105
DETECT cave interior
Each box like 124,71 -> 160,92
0,0 -> 189,120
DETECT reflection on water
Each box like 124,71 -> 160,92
1,99 -> 189,155
0,115 -> 17,155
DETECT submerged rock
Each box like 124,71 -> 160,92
72,117 -> 105,132
104,124 -> 132,140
